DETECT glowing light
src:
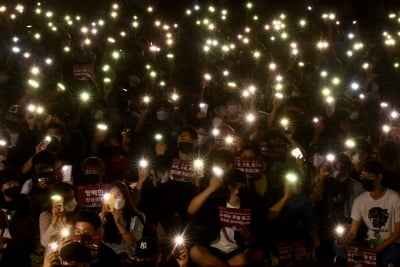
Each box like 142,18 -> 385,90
326,153 -> 335,162
193,159 -> 204,169
351,82 -> 359,90
390,110 -> 399,119
80,92 -> 90,102
212,166 -> 224,176
335,225 -> 345,236
143,96 -> 151,103
139,159 -> 148,168
31,66 -> 40,75
286,173 -> 297,183
204,73 -> 212,81
383,124 -> 391,133
212,128 -> 220,136
246,113 -> 256,123
28,79 -> 39,88
345,139 -> 355,149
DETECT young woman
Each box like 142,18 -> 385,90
101,181 -> 145,263
39,182 -> 77,247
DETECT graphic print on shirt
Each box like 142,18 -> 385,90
367,207 -> 389,248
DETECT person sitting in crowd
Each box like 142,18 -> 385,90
101,181 -> 145,264
188,150 -> 263,267
334,160 -> 400,266
0,209 -> 31,267
0,168 -> 32,250
72,209 -> 121,267
39,182 -> 77,247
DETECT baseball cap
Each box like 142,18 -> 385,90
135,237 -> 160,260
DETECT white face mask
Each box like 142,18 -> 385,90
197,135 -> 209,145
312,155 -> 325,168
9,133 -> 19,147
114,198 -> 126,210
332,170 -> 339,178
351,153 -> 360,165
227,105 -> 240,115
212,117 -> 223,127
156,111 -> 169,121
349,111 -> 359,120
64,198 -> 77,212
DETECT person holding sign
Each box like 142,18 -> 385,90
101,181 -> 145,263
188,150 -> 263,267
334,160 -> 400,266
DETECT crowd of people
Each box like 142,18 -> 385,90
0,0 -> 399,266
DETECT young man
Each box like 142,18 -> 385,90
73,210 -> 121,267
335,160 -> 400,266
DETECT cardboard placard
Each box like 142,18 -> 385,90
218,206 -> 251,229
277,241 -> 311,266
170,159 -> 197,182
346,246 -> 377,267
70,235 -> 100,262
73,64 -> 94,80
234,157 -> 264,178
77,184 -> 109,207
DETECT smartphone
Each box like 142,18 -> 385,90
291,148 -> 303,159
52,195 -> 64,213
62,165 -> 72,182
199,103 -> 208,114
103,193 -> 115,212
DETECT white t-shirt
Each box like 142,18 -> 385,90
210,202 -> 240,254
103,216 -> 143,259
351,189 -> 400,248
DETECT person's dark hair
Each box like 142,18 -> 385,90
50,182 -> 74,202
0,168 -> 20,186
59,242 -> 92,263
46,122 -> 64,135
225,169 -> 247,186
74,210 -> 101,230
209,149 -> 235,165
32,150 -> 56,167
178,126 -> 198,140
356,139 -> 373,155
362,160 -> 384,175
81,156 -> 105,177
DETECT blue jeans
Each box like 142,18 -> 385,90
333,243 -> 400,266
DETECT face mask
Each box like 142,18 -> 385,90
197,135 -> 209,145
115,198 -> 125,210
4,186 -> 20,199
84,174 -> 100,185
156,111 -> 169,121
157,170 -> 169,183
227,105 -> 239,115
9,133 -> 19,147
94,110 -> 104,120
352,153 -> 360,165
291,91 -> 301,97
361,179 -> 375,192
64,198 -> 77,212
312,155 -> 325,168
178,142 -> 194,154
212,117 -> 223,127
349,111 -> 359,120
332,170 -> 339,178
